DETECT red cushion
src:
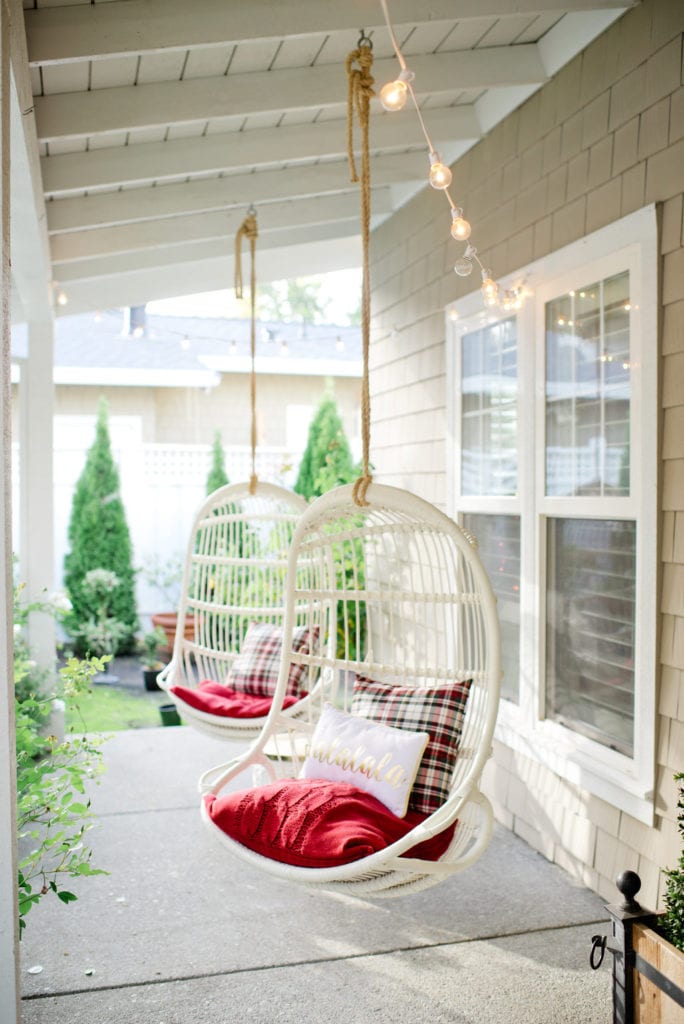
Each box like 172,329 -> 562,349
203,778 -> 455,868
170,680 -> 300,718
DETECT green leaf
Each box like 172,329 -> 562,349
56,891 -> 78,905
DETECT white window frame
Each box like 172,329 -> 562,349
446,205 -> 658,824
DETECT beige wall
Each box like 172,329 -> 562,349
370,0 -> 683,907
27,373 -> 360,450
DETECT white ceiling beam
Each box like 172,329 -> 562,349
34,48 -> 546,142
54,219 -> 365,285
25,0 -> 637,65
50,189 -> 393,263
46,154 -> 423,234
54,234 -> 363,316
41,106 -> 480,196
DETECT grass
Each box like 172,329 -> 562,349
66,682 -> 172,733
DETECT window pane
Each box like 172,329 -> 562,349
545,272 -> 630,497
461,318 -> 517,496
463,512 -> 520,704
545,517 -> 635,755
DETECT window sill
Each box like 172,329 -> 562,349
494,702 -> 654,826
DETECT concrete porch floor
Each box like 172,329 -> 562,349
20,724 -> 612,1024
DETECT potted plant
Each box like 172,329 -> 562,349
632,771 -> 684,1020
598,774 -> 684,1022
139,626 -> 167,691
69,569 -> 129,682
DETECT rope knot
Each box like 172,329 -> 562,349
346,45 -> 375,184
234,212 -> 258,300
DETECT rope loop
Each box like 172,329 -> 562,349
352,474 -> 373,508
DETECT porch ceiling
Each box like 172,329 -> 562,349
16,0 -> 634,318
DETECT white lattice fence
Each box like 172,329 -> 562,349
13,441 -> 301,623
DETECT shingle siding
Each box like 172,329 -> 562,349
370,0 -> 684,909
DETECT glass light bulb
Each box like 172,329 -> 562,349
380,79 -> 408,112
56,290 -> 68,306
453,257 -> 473,277
450,213 -> 471,240
482,277 -> 499,307
428,159 -> 452,190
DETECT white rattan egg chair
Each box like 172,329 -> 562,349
157,480 -> 310,740
199,481 -> 501,896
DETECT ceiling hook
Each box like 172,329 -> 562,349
247,203 -> 257,218
357,29 -> 373,49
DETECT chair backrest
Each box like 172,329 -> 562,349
171,481 -> 307,688
260,482 -> 502,801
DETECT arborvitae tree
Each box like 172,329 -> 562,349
63,398 -> 138,653
206,431 -> 230,494
294,394 -> 355,501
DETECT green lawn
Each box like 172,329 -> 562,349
66,683 -> 175,733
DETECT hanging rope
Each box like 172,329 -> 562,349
346,37 -> 374,507
234,210 -> 259,494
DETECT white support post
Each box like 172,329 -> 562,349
19,318 -> 56,680
0,0 -> 20,1020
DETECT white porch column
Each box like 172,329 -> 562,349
19,318 -> 55,675
0,0 -> 20,1020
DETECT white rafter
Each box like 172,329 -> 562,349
24,0 -> 636,65
34,48 -> 546,143
41,106 -> 481,196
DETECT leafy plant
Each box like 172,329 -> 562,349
661,772 -> 684,952
206,430 -> 230,494
70,568 -> 129,658
63,398 -> 138,652
14,572 -> 110,937
294,393 -> 355,501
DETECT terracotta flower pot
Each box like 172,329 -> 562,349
150,612 -> 194,655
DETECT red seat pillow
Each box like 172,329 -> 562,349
203,777 -> 455,868
171,680 -> 300,718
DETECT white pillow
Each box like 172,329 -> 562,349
301,704 -> 429,818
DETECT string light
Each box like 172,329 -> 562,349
450,208 -> 471,241
378,0 -> 510,311
428,151 -> 452,190
379,68 -> 413,111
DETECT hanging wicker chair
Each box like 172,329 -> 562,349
157,480 -> 308,739
199,482 -> 501,896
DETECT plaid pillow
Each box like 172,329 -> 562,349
227,623 -> 318,698
351,676 -> 472,815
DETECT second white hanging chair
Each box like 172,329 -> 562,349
157,480 -> 309,739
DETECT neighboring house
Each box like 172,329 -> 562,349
10,307 -> 361,613
369,0 -> 682,909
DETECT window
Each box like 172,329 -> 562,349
447,206 -> 658,823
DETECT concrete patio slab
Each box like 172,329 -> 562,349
20,727 -> 612,1023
